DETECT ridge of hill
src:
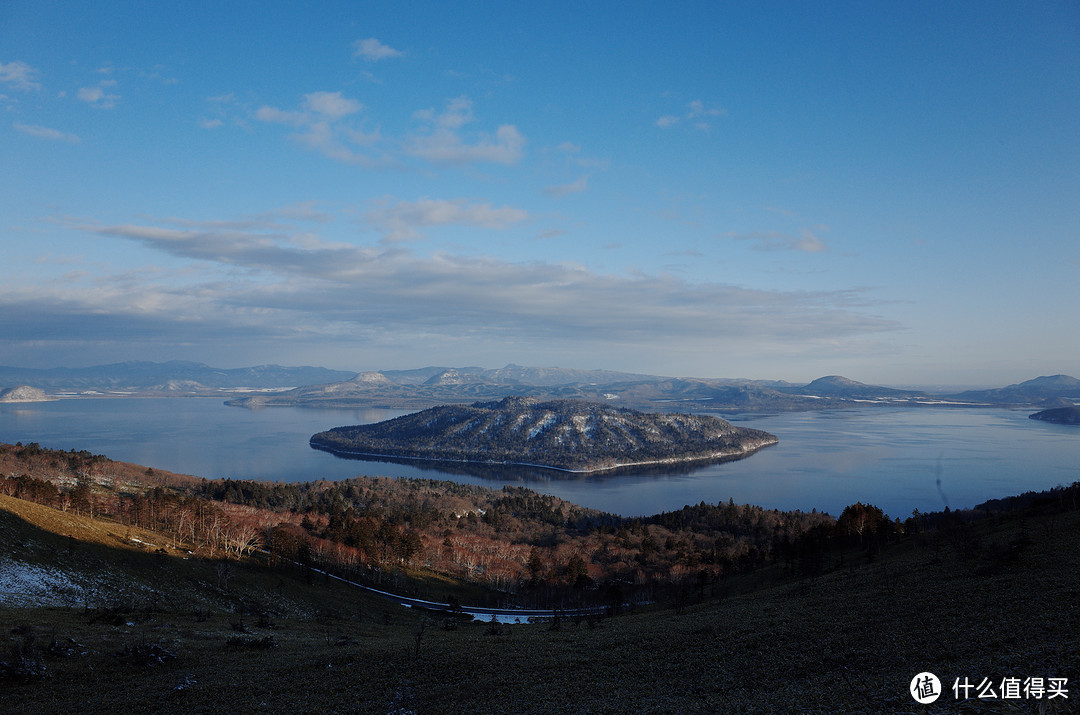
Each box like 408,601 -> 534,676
950,374 -> 1080,405
309,396 -> 778,472
778,375 -> 925,400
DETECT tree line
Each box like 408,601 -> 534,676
5,440 -> 1078,611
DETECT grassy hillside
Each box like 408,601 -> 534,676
3,492 -> 1078,713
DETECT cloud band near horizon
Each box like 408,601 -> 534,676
0,213 -> 899,370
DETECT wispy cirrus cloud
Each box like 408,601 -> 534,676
555,140 -> 608,170
543,176 -> 588,198
364,197 -> 530,242
14,123 -> 81,143
726,228 -> 830,253
406,96 -> 525,165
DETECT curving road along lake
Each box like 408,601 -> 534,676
1,397 -> 1077,519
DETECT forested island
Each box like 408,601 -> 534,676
310,396 -> 778,473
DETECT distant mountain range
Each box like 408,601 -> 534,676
229,367 -> 1079,412
1,361 -> 1077,413
310,396 -> 779,473
0,361 -> 355,392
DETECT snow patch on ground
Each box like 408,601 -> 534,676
0,560 -> 81,606
527,412 -> 558,439
571,414 -> 593,436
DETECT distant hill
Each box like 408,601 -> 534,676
777,375 -> 925,400
950,374 -> 1080,405
310,396 -> 778,472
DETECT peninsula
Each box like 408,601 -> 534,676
310,396 -> 778,473
1029,405 -> 1080,425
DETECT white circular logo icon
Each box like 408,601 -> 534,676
910,672 -> 942,704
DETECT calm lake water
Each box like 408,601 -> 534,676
1,398 -> 1077,519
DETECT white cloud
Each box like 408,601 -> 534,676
687,99 -> 725,119
14,123 -> 81,143
256,91 -> 385,166
255,105 -> 306,126
77,83 -> 120,108
256,92 -> 522,167
303,90 -> 363,119
364,198 -> 530,242
657,99 -> 726,130
0,61 -> 41,91
793,230 -> 829,253
414,95 -> 473,129
407,96 -> 525,165
408,123 -> 525,165
353,37 -> 404,61
543,175 -> 588,198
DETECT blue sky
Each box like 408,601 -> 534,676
2,1 -> 1077,385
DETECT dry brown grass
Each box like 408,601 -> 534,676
2,496 -> 1078,713
0,494 -> 185,556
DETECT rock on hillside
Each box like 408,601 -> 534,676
0,385 -> 54,403
310,396 -> 778,473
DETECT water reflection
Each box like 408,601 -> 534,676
307,444 -> 774,483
